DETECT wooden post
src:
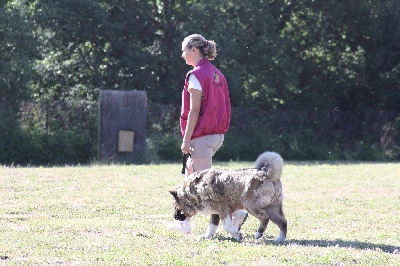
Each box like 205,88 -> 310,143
98,90 -> 147,163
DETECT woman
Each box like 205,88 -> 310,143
168,34 -> 247,234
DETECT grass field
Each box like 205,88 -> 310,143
0,160 -> 399,265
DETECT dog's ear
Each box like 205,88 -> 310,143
169,190 -> 179,201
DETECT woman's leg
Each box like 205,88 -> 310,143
187,156 -> 212,175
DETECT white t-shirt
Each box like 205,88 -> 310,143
188,74 -> 202,91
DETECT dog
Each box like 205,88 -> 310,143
169,151 -> 287,242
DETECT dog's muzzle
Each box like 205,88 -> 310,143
173,202 -> 187,221
173,209 -> 187,221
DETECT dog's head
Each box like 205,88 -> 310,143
169,191 -> 187,221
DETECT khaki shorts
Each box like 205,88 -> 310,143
190,134 -> 224,158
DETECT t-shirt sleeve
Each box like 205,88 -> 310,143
188,74 -> 203,91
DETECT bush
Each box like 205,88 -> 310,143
0,126 -> 96,165
147,106 -> 400,162
2,103 -> 399,165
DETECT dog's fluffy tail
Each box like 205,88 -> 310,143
255,151 -> 283,181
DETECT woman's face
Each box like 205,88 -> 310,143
181,42 -> 197,67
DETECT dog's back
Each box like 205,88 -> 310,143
182,151 -> 284,210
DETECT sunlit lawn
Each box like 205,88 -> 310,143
0,161 -> 399,265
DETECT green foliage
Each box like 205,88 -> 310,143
1,0 -> 400,164
282,0 -> 400,111
147,132 -> 182,162
146,106 -> 399,162
0,125 -> 96,165
0,2 -> 35,110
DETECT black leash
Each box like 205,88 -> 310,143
181,153 -> 192,174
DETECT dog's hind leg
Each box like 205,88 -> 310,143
266,204 -> 287,242
203,214 -> 220,239
255,217 -> 270,239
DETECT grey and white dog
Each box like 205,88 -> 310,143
170,151 -> 287,242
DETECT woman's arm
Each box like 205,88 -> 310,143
181,88 -> 202,154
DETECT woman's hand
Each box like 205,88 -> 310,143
181,140 -> 191,154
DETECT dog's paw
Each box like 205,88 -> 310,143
274,232 -> 286,243
254,232 -> 263,239
236,231 -> 244,242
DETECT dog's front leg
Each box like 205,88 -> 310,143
222,215 -> 243,242
203,214 -> 220,239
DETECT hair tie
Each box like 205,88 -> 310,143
204,40 -> 209,47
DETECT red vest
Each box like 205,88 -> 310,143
180,58 -> 231,139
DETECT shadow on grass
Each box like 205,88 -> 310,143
277,239 -> 399,254
211,234 -> 399,254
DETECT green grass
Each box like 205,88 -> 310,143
0,161 -> 399,265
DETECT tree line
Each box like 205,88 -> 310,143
1,0 -> 399,164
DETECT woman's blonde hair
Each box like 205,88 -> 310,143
183,34 -> 217,60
